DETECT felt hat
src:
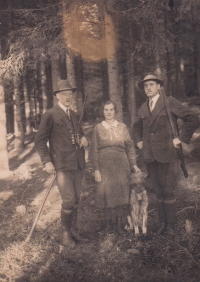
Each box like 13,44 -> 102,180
53,79 -> 76,95
138,74 -> 164,89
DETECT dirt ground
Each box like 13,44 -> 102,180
1,119 -> 200,282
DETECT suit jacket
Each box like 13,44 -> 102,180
35,105 -> 86,170
133,96 -> 199,164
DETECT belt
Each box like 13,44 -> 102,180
99,146 -> 125,152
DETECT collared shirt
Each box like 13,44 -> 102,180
58,101 -> 70,113
149,93 -> 160,112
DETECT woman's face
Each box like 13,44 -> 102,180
103,103 -> 115,120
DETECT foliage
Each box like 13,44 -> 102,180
0,2 -> 64,82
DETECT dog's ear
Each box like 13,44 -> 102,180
129,172 -> 145,185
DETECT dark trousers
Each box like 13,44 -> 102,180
146,161 -> 177,200
146,161 -> 178,225
56,169 -> 83,213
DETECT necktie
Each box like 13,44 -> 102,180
149,100 -> 154,112
66,107 -> 70,118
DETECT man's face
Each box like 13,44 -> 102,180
144,80 -> 160,98
56,90 -> 73,107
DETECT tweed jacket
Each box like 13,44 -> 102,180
35,105 -> 86,170
133,96 -> 199,164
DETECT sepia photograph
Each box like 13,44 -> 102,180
0,0 -> 200,281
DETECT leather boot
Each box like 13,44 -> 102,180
165,201 -> 176,237
157,201 -> 167,235
70,209 -> 89,243
61,210 -> 75,247
116,216 -> 125,235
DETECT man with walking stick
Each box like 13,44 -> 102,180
133,74 -> 199,235
35,79 -> 89,247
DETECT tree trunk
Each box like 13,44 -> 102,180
128,56 -> 137,125
35,67 -> 42,124
127,0 -> 137,125
5,86 -> 14,135
13,78 -> 25,151
23,76 -> 32,134
74,55 -> 84,118
155,52 -> 162,79
66,50 -> 77,112
104,9 -> 123,121
192,3 -> 200,96
173,14 -> 181,99
51,54 -> 61,105
40,61 -> 48,113
101,58 -> 109,102
166,47 -> 172,96
46,63 -> 53,109
0,49 -> 9,175
27,70 -> 37,130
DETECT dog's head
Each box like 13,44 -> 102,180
129,172 -> 145,194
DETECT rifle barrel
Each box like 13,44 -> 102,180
159,87 -> 188,178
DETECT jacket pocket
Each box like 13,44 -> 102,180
53,123 -> 68,134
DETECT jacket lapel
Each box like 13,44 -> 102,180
70,110 -> 78,132
139,100 -> 151,120
150,96 -> 165,125
54,105 -> 71,127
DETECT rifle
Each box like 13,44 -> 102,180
79,95 -> 88,124
159,87 -> 188,178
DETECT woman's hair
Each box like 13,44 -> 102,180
103,100 -> 117,112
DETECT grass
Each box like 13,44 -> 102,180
1,161 -> 200,282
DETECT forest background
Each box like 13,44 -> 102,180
1,1 -> 200,281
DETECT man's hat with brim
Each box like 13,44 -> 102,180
138,74 -> 164,89
53,79 -> 76,95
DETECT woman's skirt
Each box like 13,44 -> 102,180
96,147 -> 131,208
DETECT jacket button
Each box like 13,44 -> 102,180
151,133 -> 154,135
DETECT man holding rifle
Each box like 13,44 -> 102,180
133,74 -> 199,235
35,79 -> 88,247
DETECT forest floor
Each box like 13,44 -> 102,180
1,99 -> 200,282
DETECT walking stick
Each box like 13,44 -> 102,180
25,173 -> 56,243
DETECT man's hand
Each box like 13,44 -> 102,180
44,162 -> 55,174
79,136 -> 88,148
132,165 -> 141,173
137,141 -> 143,149
173,138 -> 181,148
94,170 -> 101,182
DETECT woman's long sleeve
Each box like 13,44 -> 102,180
124,126 -> 137,168
91,125 -> 100,170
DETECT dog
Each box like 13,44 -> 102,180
127,173 -> 148,235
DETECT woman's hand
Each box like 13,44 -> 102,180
173,137 -> 181,148
94,170 -> 102,182
44,162 -> 55,174
132,165 -> 141,173
137,141 -> 143,149
79,136 -> 88,148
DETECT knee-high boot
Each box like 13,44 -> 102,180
61,210 -> 75,247
165,201 -> 176,228
70,208 -> 89,243
157,200 -> 167,235
116,216 -> 125,235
